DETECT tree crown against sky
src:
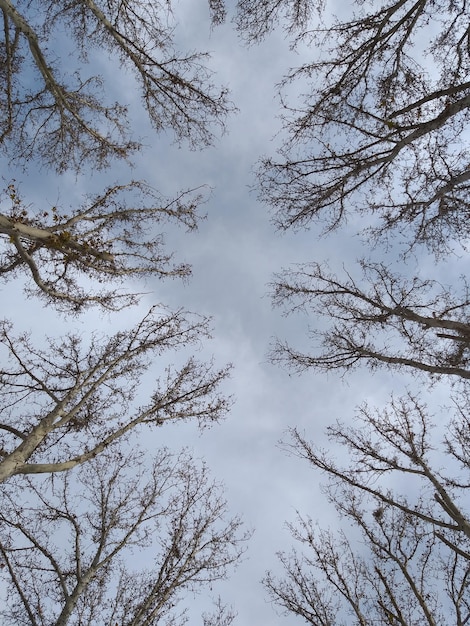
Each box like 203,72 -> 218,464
271,260 -> 470,382
235,0 -> 470,255
0,181 -> 207,311
264,393 -> 470,626
0,0 -> 235,312
233,0 -> 470,386
0,448 -> 248,625
1,0 -> 469,624
0,2 -> 237,484
0,0 -> 232,173
0,306 -> 231,483
0,4 -> 243,622
229,1 -> 470,624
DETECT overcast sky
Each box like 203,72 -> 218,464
0,2 -> 461,624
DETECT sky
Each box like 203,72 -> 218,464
0,1 -> 462,625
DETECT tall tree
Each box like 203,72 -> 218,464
0,1 -> 234,311
0,307 -> 230,483
0,0 -> 232,173
0,4 -> 232,477
271,260 -> 470,380
0,448 -> 247,625
236,0 -> 470,254
234,0 -> 470,382
0,181 -> 206,311
264,394 -> 470,625
233,0 -> 470,383
234,2 -> 470,622
0,2 -> 241,622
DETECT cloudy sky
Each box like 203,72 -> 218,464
0,1 -> 459,624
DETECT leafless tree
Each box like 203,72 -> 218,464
0,4 -> 242,621
264,393 -> 470,625
0,306 -> 230,483
208,0 -> 227,27
0,0 -> 232,173
203,598 -> 237,626
0,448 -> 248,625
0,181 -> 207,311
236,0 -> 470,254
235,0 -> 314,43
271,260 -> 470,380
233,3 -> 470,621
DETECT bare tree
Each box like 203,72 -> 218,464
203,598 -> 237,626
0,4 -> 242,621
0,0 -> 232,173
271,261 -> 470,380
0,306 -> 230,483
0,181 -> 208,311
236,0 -> 470,254
233,3 -> 470,621
235,0 -> 314,43
0,448 -> 248,625
264,393 -> 470,625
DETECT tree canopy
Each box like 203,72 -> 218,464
0,3 -> 243,623
0,181 -> 206,311
2,0 -> 469,623
0,306 -> 230,482
0,0 -> 232,172
264,394 -> 470,625
244,0 -> 470,380
1,448 -> 247,625
238,0 -> 470,254
231,0 -> 470,624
